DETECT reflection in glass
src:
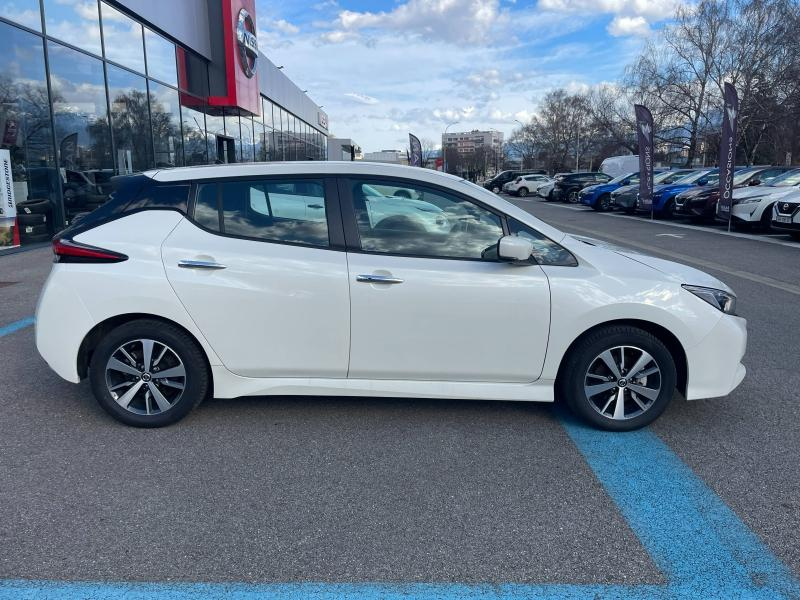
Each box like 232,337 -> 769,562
107,65 -> 152,173
176,47 -> 208,97
144,28 -> 177,85
240,116 -> 254,162
3,0 -> 42,31
43,0 -> 102,56
252,115 -> 267,162
205,112 -> 224,162
101,2 -> 145,73
0,21 -> 56,243
181,99 -> 207,166
149,81 -> 183,167
224,112 -> 242,162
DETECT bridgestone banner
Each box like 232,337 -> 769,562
1,149 -> 16,220
717,83 -> 738,221
409,133 -> 422,167
634,104 -> 654,212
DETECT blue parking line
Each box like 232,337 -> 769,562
0,316 -> 35,337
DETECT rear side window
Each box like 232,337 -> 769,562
193,179 -> 329,247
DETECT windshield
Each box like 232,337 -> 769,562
768,169 -> 800,187
656,170 -> 693,184
608,172 -> 636,185
732,169 -> 759,185
680,170 -> 715,184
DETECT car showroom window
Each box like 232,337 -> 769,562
350,179 -> 503,259
194,179 -> 329,246
508,218 -> 578,266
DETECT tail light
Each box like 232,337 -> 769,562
52,238 -> 128,263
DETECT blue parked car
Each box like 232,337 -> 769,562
579,172 -> 641,211
641,169 -> 717,217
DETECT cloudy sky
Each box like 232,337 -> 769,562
255,0 -> 680,153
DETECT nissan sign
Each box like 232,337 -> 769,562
236,9 -> 258,78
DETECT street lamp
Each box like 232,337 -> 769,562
442,121 -> 459,174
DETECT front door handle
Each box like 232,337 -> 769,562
356,274 -> 404,284
178,259 -> 227,270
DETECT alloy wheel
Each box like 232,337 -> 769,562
104,339 -> 186,416
583,345 -> 661,420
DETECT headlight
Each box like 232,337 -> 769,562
682,285 -> 737,315
737,196 -> 764,205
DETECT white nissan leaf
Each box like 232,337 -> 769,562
35,162 -> 747,430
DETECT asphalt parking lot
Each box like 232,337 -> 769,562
1,201 -> 799,599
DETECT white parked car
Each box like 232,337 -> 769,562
717,168 -> 800,229
36,162 -> 746,431
770,191 -> 800,240
505,174 -> 552,197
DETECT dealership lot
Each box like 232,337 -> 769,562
0,202 -> 799,598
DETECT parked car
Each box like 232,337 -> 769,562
36,162 -> 746,432
600,155 -> 639,178
552,172 -> 612,203
611,170 -> 696,214
770,192 -> 800,240
715,168 -> 800,230
484,169 -> 547,194
641,169 -> 717,217
505,174 -> 552,197
675,167 -> 792,223
538,173 -> 570,200
578,172 -> 646,211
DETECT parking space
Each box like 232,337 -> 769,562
1,205 -> 800,598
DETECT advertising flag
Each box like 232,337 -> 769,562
634,104 -> 654,213
409,133 -> 422,167
1,148 -> 19,250
717,83 -> 738,224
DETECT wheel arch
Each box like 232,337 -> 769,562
77,313 -> 213,381
554,318 -> 688,398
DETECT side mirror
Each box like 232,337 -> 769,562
498,235 -> 534,262
749,179 -> 761,186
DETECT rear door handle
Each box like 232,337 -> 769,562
178,259 -> 227,270
308,204 -> 324,209
356,274 -> 404,284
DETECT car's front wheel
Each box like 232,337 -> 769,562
518,187 -> 529,197
492,185 -> 501,194
560,325 -> 677,431
89,319 -> 210,427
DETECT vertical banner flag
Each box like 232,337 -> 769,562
717,82 -> 738,226
1,148 -> 19,250
409,133 -> 422,167
634,104 -> 654,215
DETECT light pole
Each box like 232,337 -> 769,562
514,119 -> 527,168
443,121 -> 459,174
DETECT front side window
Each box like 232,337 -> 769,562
350,179 -> 503,260
194,179 -> 329,246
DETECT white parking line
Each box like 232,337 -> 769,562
535,202 -> 800,248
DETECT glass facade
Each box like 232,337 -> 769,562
0,2 -> 328,247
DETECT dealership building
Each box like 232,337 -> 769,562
0,0 -> 329,245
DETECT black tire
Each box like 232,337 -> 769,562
492,185 -> 501,194
593,194 -> 611,212
19,232 -> 51,244
567,190 -> 579,204
17,212 -> 48,226
790,232 -> 800,241
759,204 -> 773,232
624,207 -> 636,215
547,190 -> 554,202
518,187 -> 529,197
89,319 -> 210,427
559,325 -> 677,431
20,223 -> 48,236
17,198 -> 52,215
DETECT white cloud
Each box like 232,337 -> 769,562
344,92 -> 379,105
608,15 -> 650,36
273,18 -> 300,34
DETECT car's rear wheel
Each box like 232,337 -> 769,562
594,194 -> 611,212
89,319 -> 209,427
560,325 -> 676,431
518,187 -> 529,197
492,185 -> 501,194
567,190 -> 579,203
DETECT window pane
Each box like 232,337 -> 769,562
194,183 -> 219,231
508,218 -> 577,266
0,21 -> 57,245
224,112 -> 241,162
180,99 -> 207,166
176,47 -> 208,96
144,28 -> 177,85
3,0 -> 42,31
352,180 -> 503,259
107,65 -> 152,173
240,116 -> 254,162
43,0 -> 102,56
205,113 -> 224,162
219,179 -> 328,245
148,81 -> 183,167
262,98 -> 273,129
101,2 -> 144,72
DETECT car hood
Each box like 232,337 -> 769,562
564,235 -> 731,292
654,183 -> 692,195
733,185 -> 798,200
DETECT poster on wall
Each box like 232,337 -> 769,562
1,148 -> 19,250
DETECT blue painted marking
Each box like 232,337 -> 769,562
0,403 -> 798,598
0,316 -> 34,337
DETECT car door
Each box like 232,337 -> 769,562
341,177 -> 551,383
161,176 -> 350,378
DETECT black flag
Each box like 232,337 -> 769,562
634,105 -> 654,214
717,83 -> 738,224
409,133 -> 422,167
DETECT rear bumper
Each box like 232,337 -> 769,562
684,314 -> 747,401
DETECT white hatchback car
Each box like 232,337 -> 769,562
36,162 -> 747,430
505,174 -> 552,197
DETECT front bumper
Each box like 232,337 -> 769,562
612,193 -> 637,209
684,314 -> 747,400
